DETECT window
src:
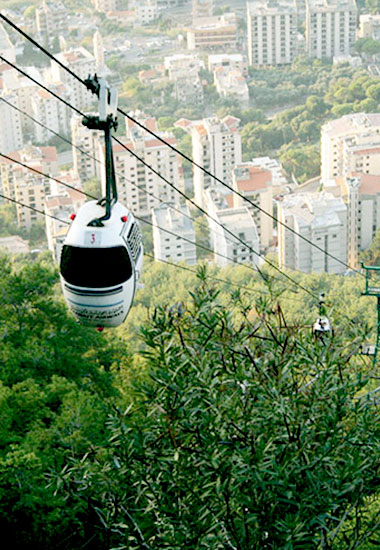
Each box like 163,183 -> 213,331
60,245 -> 132,288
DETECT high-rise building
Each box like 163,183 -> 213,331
321,113 -> 380,183
179,116 -> 241,207
232,163 -> 273,250
98,112 -> 183,219
152,205 -> 196,265
0,93 -> 22,154
277,192 -> 347,273
247,0 -> 298,67
93,31 -> 105,76
35,1 -> 68,38
0,22 -> 16,63
305,0 -> 358,59
205,189 -> 260,269
71,114 -> 102,182
193,0 -> 213,21
49,47 -> 96,110
31,85 -> 69,143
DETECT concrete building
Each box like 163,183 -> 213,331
71,114 -> 102,181
277,192 -> 347,273
305,0 -> 358,59
98,112 -> 183,219
193,0 -> 213,21
45,188 -> 86,261
14,172 -> 51,230
358,14 -> 380,40
164,54 -> 204,80
321,113 -> 380,183
152,204 -> 196,265
186,13 -> 237,50
0,22 -> 16,64
92,0 -> 118,12
205,189 -> 260,268
213,67 -> 249,105
93,30 -> 106,76
208,53 -> 248,75
177,115 -> 241,207
0,93 -> 22,154
35,1 -> 68,38
31,85 -> 69,143
232,163 -> 273,250
49,47 -> 96,110
175,76 -> 204,104
135,1 -> 159,25
247,0 -> 298,67
250,156 -> 288,188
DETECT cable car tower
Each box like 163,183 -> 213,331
361,262 -> 380,364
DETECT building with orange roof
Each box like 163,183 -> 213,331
232,163 -> 273,250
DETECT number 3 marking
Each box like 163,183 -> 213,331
91,233 -> 95,244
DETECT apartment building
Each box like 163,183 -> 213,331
98,112 -> 183,218
35,1 -> 68,37
177,115 -> 241,207
0,93 -> 22,154
164,54 -> 204,80
277,192 -> 347,273
205,189 -> 260,269
15,172 -> 51,230
49,47 -> 96,110
0,22 -> 16,63
358,14 -> 380,40
71,114 -> 102,181
208,53 -> 248,75
247,0 -> 298,67
193,0 -> 213,21
321,113 -> 380,183
93,31 -> 105,75
305,0 -> 357,59
31,86 -> 69,143
152,205 -> 196,265
250,156 -> 288,188
232,163 -> 273,250
213,68 -> 249,106
186,13 -> 237,50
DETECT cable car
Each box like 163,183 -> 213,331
60,200 -> 143,327
59,75 -> 143,328
312,293 -> 332,339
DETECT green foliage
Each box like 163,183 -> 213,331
355,37 -> 380,56
361,229 -> 380,266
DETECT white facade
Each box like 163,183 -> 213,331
0,22 -> 15,63
358,14 -> 380,40
93,31 -> 105,75
278,192 -> 347,274
187,116 -> 241,207
305,0 -> 357,59
250,156 -> 287,187
206,189 -> 260,269
31,86 -> 69,143
187,13 -> 237,50
164,54 -> 204,80
247,0 -> 298,67
213,68 -> 249,105
71,114 -> 102,181
0,93 -> 22,154
99,112 -> 183,219
321,113 -> 380,183
208,53 -> 248,74
49,48 -> 96,110
135,1 -> 159,25
232,163 -> 273,250
152,204 -> 196,265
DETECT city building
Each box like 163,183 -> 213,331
205,189 -> 260,268
177,115 -> 241,207
98,112 -> 183,219
0,22 -> 16,63
305,0 -> 358,59
45,188 -> 86,261
0,92 -> 22,154
35,1 -> 68,38
14,172 -> 51,230
71,114 -> 102,181
152,204 -> 196,265
92,0 -> 118,12
321,113 -> 380,183
164,53 -> 204,80
175,76 -> 204,104
193,0 -> 213,21
93,30 -> 106,75
247,0 -> 298,67
31,85 -> 69,143
232,163 -> 273,250
49,47 -> 96,110
277,192 -> 347,274
250,156 -> 288,188
358,14 -> 380,40
134,1 -> 159,25
213,67 -> 249,105
186,13 -> 237,50
208,53 -> 248,75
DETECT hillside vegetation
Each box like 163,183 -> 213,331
1,252 -> 380,548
